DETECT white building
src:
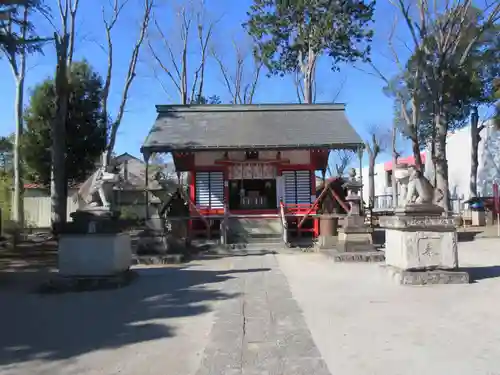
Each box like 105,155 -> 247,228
358,120 -> 500,209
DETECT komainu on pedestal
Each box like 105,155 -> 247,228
380,166 -> 469,285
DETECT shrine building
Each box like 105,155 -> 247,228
141,104 -> 364,241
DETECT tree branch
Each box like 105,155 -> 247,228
106,0 -> 153,163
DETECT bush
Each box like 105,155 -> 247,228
0,174 -> 12,234
3,219 -> 23,247
119,206 -> 139,221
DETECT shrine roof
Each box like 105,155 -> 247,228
141,103 -> 363,155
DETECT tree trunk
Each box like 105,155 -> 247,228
12,76 -> 24,226
470,106 -> 479,199
431,137 -> 437,187
434,111 -> 450,213
391,125 -> 399,207
51,34 -> 69,232
411,135 -> 423,171
10,5 -> 29,227
303,69 -> 313,104
301,47 -> 316,104
368,153 -> 375,208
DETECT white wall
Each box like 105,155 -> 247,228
358,120 -> 500,203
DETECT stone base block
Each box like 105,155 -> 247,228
471,210 -> 486,226
385,229 -> 458,270
330,250 -> 385,262
316,235 -> 338,249
337,231 -> 374,252
384,266 -> 469,285
58,233 -> 132,277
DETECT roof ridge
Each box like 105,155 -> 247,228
156,103 -> 346,113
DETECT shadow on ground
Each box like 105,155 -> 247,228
0,264 -> 267,366
462,265 -> 500,281
457,231 -> 482,242
372,229 -> 386,246
0,240 -> 57,272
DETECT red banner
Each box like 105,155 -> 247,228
494,183 -> 499,213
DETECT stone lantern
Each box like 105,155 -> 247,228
336,168 -> 378,256
343,168 -> 363,220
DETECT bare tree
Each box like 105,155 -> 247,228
391,120 -> 401,207
1,4 -> 29,225
327,150 -> 353,178
390,0 -> 500,211
364,125 -> 389,208
148,0 -> 217,104
101,0 -> 154,165
367,16 -> 424,172
469,107 -> 489,199
211,37 -> 263,104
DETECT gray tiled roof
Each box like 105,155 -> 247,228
141,104 -> 363,154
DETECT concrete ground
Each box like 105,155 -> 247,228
1,237 -> 500,375
0,258 -> 236,375
279,237 -> 500,375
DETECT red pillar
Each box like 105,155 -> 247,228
310,163 -> 318,237
188,171 -> 195,234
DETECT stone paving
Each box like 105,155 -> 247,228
279,238 -> 500,375
195,254 -> 331,375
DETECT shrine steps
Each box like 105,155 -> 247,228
228,217 -> 283,244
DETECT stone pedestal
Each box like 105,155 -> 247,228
338,227 -> 374,252
59,233 -> 132,277
337,189 -> 376,255
471,210 -> 486,226
380,204 -> 469,285
137,213 -> 168,254
317,215 -> 338,249
58,207 -> 132,278
68,208 -> 121,233
321,169 -> 382,262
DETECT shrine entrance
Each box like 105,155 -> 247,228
228,179 -> 278,210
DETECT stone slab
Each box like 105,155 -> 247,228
384,265 -> 470,285
385,228 -> 458,270
58,233 -> 132,276
316,235 -> 338,249
472,210 -> 486,226
328,250 -> 385,263
337,231 -> 374,252
195,255 -> 331,375
380,212 -> 457,231
65,208 -> 121,234
394,203 -> 444,216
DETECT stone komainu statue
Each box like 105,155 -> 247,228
74,160 -> 120,209
405,166 -> 444,206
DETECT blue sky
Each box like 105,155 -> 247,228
0,0 -> 410,166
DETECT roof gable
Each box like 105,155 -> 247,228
141,104 -> 363,155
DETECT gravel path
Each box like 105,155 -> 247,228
278,238 -> 500,375
195,253 -> 330,375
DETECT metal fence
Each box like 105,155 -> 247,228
372,194 -> 467,216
